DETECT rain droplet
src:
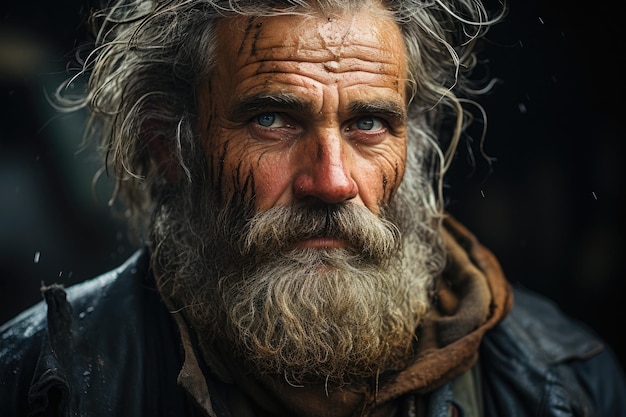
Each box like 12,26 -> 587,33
34,252 -> 40,264
79,306 -> 95,319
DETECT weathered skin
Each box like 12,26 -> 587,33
197,7 -> 409,250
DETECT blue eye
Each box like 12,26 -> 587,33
355,117 -> 383,131
254,112 -> 289,128
256,113 -> 276,127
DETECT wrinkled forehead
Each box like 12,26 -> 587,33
213,5 -> 404,69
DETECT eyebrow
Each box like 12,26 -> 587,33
229,93 -> 313,122
228,93 -> 407,125
348,100 -> 407,125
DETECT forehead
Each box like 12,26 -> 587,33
222,8 -> 401,56
213,8 -> 407,99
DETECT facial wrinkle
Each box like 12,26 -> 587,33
238,18 -> 255,56
382,174 -> 388,198
251,21 -> 263,56
243,169 -> 255,205
382,161 -> 401,206
233,159 -> 256,205
387,163 -> 400,204
215,140 -> 229,205
317,142 -> 324,162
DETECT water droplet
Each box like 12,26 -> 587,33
34,252 -> 40,264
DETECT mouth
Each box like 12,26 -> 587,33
294,236 -> 347,249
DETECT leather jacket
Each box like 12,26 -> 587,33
1,248 -> 625,416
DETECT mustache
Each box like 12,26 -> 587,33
239,203 -> 401,263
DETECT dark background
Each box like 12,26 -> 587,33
1,0 -> 624,370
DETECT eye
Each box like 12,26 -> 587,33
354,116 -> 385,131
249,112 -> 301,142
344,116 -> 390,146
254,112 -> 287,128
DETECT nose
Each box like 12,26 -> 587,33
293,132 -> 358,204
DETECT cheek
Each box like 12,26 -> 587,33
381,159 -> 404,204
201,130 -> 254,206
250,159 -> 293,209
204,133 -> 291,210
199,96 -> 258,204
358,145 -> 406,208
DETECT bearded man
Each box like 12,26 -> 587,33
1,0 -> 625,416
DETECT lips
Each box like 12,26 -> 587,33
294,236 -> 347,249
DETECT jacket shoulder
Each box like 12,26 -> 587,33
502,288 -> 603,362
0,249 -> 187,417
480,287 -> 626,416
0,291 -> 49,416
0,252 -> 142,415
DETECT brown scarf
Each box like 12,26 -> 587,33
372,215 -> 514,403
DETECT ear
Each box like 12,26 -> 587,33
147,135 -> 181,184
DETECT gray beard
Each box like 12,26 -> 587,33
151,150 -> 445,387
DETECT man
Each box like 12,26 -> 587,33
1,0 -> 625,416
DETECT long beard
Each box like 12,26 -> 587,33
151,147 -> 445,387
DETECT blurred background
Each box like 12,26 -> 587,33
1,0 -> 624,370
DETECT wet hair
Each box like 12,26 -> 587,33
57,0 -> 506,236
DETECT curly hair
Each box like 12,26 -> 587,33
57,0 -> 506,236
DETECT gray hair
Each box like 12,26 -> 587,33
58,0 -> 506,236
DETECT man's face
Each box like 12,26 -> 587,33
198,8 -> 408,227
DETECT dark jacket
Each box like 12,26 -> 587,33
1,249 -> 625,416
